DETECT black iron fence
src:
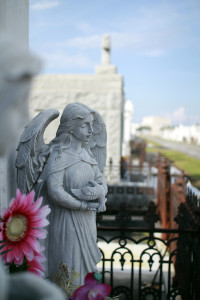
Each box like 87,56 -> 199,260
97,227 -> 199,300
97,192 -> 200,299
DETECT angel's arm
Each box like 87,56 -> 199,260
92,165 -> 107,212
47,170 -> 97,210
94,165 -> 108,196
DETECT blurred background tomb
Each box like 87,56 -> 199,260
30,35 -> 124,184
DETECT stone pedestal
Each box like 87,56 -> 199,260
95,65 -> 117,74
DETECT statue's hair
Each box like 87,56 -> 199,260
48,103 -> 94,157
37,104 -> 94,169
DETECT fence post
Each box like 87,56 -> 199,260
172,174 -> 200,298
156,157 -> 171,238
170,172 -> 187,229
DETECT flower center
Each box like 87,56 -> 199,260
88,288 -> 103,300
6,215 -> 28,241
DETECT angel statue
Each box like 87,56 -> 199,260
16,102 -> 107,285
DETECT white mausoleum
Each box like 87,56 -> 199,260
158,124 -> 200,145
30,36 -> 125,183
122,100 -> 134,157
141,116 -> 171,136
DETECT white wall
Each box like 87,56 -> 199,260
142,116 -> 171,136
160,124 -> 200,145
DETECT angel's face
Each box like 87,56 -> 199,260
72,113 -> 94,143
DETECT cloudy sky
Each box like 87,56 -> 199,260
29,0 -> 200,125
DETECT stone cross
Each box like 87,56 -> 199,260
101,35 -> 111,65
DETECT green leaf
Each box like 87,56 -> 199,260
0,248 -> 12,256
9,257 -> 28,274
0,245 -> 10,252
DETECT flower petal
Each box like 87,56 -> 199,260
26,236 -> 43,252
85,272 -> 97,285
33,251 -> 46,262
9,198 -> 17,210
1,208 -> 11,221
16,189 -> 22,200
30,218 -> 49,227
18,194 -> 28,211
13,245 -> 23,262
28,258 -> 45,271
7,248 -> 14,263
95,284 -> 111,297
35,252 -> 46,262
27,190 -> 35,204
27,254 -> 45,277
28,267 -> 44,277
21,243 -> 34,261
30,228 -> 47,239
14,254 -> 24,265
31,197 -> 43,212
22,190 -> 35,212
37,205 -> 51,218
73,285 -> 91,300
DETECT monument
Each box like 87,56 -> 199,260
30,35 -> 125,183
16,102 -> 108,285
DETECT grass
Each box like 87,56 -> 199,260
145,139 -> 200,189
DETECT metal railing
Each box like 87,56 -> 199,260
97,189 -> 200,299
97,226 -> 199,300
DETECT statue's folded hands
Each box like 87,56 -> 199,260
71,180 -> 106,200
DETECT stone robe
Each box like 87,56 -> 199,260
35,148 -> 107,285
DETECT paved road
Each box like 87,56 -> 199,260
148,136 -> 200,160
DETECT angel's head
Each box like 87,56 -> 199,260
52,103 -> 95,148
0,32 -> 41,156
72,112 -> 94,143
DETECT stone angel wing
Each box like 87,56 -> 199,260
16,109 -> 59,194
89,109 -> 107,173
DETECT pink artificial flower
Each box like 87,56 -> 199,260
27,250 -> 46,277
0,189 -> 50,269
73,272 -> 111,300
